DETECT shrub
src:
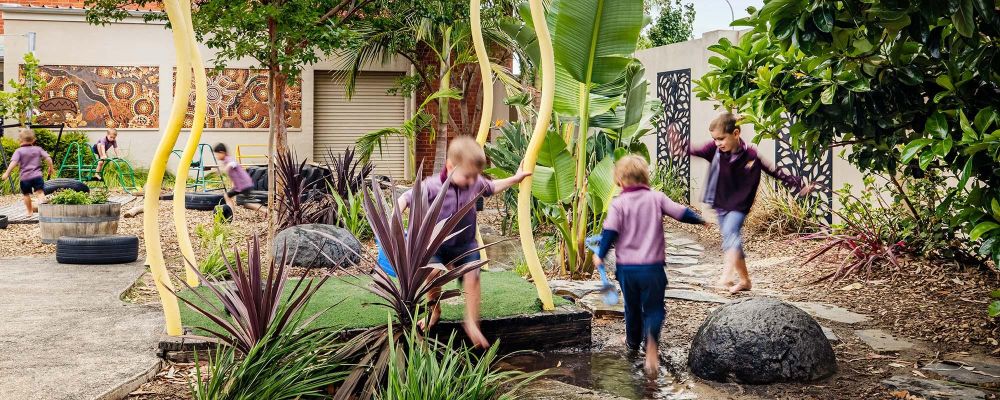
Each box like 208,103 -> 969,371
747,179 -> 825,236
331,189 -> 371,241
379,322 -> 541,400
193,208 -> 244,280
182,236 -> 346,399
48,189 -> 108,205
649,161 -> 688,205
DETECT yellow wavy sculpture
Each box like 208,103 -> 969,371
145,0 -> 196,335
470,0 -> 493,268
172,0 -> 208,288
518,0 -> 556,311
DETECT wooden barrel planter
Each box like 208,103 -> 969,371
38,203 -> 121,244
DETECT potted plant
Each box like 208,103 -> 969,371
38,189 -> 120,244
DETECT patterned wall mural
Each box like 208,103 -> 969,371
656,69 -> 693,203
175,69 -> 302,129
32,65 -> 160,129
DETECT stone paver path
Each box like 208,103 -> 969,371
854,329 -> 916,352
0,257 -> 162,400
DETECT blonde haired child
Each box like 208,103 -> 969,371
2,128 -> 55,215
593,155 -> 706,377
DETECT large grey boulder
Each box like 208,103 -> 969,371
273,224 -> 361,268
688,297 -> 836,384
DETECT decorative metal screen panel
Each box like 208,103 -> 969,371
656,69 -> 692,203
774,116 -> 834,223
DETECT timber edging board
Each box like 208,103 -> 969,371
159,305 -> 591,361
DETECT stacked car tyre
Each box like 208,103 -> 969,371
56,235 -> 139,264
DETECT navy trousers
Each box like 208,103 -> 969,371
615,264 -> 667,350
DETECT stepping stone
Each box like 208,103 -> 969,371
667,238 -> 697,246
855,329 -> 914,352
665,256 -> 699,265
671,264 -> 719,278
882,375 -> 987,400
821,326 -> 839,343
686,243 -> 706,251
664,289 -> 729,304
667,247 -> 702,257
667,282 -> 699,290
549,280 -> 609,300
579,293 -> 624,319
923,361 -> 1000,387
791,301 -> 871,324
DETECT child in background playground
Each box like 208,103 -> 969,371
2,128 -> 55,215
691,112 -> 815,294
91,128 -> 120,181
592,155 -> 706,377
213,143 -> 258,210
397,136 -> 531,349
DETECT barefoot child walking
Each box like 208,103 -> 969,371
592,155 -> 707,377
397,136 -> 531,348
2,128 -> 55,215
691,112 -> 814,293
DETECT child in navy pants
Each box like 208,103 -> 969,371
593,155 -> 706,377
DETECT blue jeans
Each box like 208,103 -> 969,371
717,209 -> 747,257
616,264 -> 667,351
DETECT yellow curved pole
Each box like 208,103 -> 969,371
172,0 -> 207,288
145,0 -> 193,336
470,0 -> 493,268
519,0 -> 555,310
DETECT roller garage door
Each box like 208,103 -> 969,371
314,71 -> 407,177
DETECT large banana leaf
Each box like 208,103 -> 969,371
586,156 -> 618,214
552,0 -> 644,86
553,63 -> 621,117
531,131 -> 576,204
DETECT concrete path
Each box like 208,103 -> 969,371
0,257 -> 162,400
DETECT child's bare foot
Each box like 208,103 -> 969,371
416,305 -> 441,332
463,320 -> 490,348
644,343 -> 659,378
728,281 -> 752,294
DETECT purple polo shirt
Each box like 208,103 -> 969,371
223,155 -> 254,191
691,140 -> 803,213
603,186 -> 687,265
11,145 -> 51,181
401,169 -> 495,250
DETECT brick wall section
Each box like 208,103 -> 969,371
414,46 -> 487,177
0,1 -> 160,34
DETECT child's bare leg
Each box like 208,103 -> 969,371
223,193 -> 237,210
417,265 -> 444,331
33,191 -> 45,212
22,195 -> 33,215
728,251 -> 752,293
644,336 -> 659,378
461,270 -> 489,348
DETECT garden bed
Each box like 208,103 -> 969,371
160,270 -> 587,359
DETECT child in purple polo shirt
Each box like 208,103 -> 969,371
213,143 -> 258,210
691,112 -> 814,294
397,136 -> 531,349
592,155 -> 706,377
91,128 -> 120,181
2,128 -> 55,215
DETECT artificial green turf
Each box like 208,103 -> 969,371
178,270 -> 570,332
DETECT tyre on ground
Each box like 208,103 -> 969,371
184,192 -> 225,211
56,235 -> 139,264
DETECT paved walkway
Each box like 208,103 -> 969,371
0,257 -> 162,400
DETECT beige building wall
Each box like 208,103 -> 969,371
2,6 -> 411,171
636,30 -> 867,217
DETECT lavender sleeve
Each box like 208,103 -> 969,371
760,156 -> 803,192
603,199 -> 622,232
477,176 -> 495,197
661,194 -> 704,225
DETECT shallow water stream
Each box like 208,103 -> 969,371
503,350 -> 703,399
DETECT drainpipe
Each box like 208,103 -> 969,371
25,32 -> 36,122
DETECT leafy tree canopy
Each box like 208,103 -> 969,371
647,0 -> 695,47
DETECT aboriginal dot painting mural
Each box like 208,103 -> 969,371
32,65 -> 160,129
176,68 -> 302,129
